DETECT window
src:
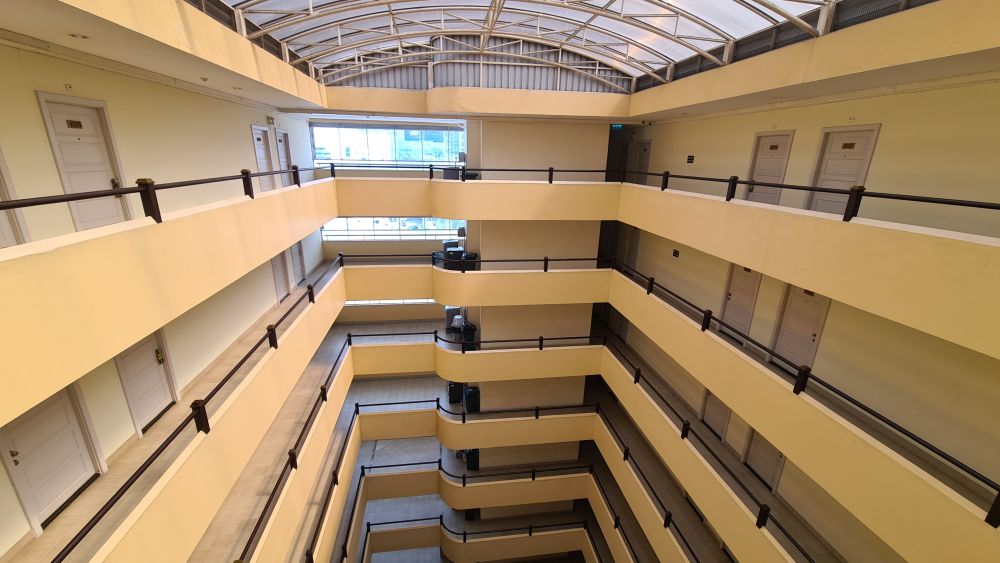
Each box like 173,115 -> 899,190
311,119 -> 466,167
345,299 -> 436,306
322,217 -> 466,241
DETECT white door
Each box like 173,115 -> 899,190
253,127 -> 275,192
745,432 -> 784,490
289,242 -> 305,284
275,130 -> 292,186
1,392 -> 97,524
43,102 -> 127,231
747,133 -> 792,205
272,254 -> 290,301
721,266 -> 762,341
116,335 -> 174,432
810,127 -> 878,215
774,287 -> 831,370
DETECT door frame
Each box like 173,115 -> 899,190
718,264 -> 763,341
113,331 -> 180,438
805,123 -> 881,210
251,124 -> 276,192
0,387 -> 104,535
36,92 -> 132,230
768,284 -> 832,371
275,127 -> 293,186
743,130 -> 795,201
0,148 -> 28,245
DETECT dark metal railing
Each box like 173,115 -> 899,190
359,515 -> 597,561
2,163 -> 997,235
53,261 -> 341,563
348,459 -> 638,561
328,250 -> 1000,522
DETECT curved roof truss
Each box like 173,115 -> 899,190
227,0 -> 836,91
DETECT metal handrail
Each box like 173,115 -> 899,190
2,163 -> 997,226
54,260 -> 340,563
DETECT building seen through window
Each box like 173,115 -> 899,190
311,117 -> 465,167
322,217 -> 466,241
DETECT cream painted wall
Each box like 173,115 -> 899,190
338,304 -> 443,324
635,228 -> 1000,486
479,304 -> 593,344
161,262 -> 277,392
636,79 -> 1000,237
635,231 -> 730,314
479,121 -> 609,181
301,230 -> 324,274
76,361 -> 134,456
479,442 -> 581,469
479,221 -> 600,270
479,377 -> 586,412
0,43 -> 313,242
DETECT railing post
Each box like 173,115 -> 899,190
436,397 -> 441,410
319,384 -> 328,402
428,164 -> 434,180
337,252 -> 344,266
462,474 -> 467,487
329,162 -> 336,178
136,178 -> 162,223
291,164 -> 301,186
726,175 -> 739,201
543,256 -> 549,272
191,400 -> 210,433
462,531 -> 467,543
306,284 -> 315,303
462,410 -> 467,423
354,402 -> 359,415
346,332 -> 352,346
433,329 -> 439,343
531,468 -> 536,480
843,185 -> 865,221
547,166 -> 554,183
528,524 -> 533,536
680,420 -> 691,439
700,310 -> 713,331
622,446 -> 630,461
241,168 -> 255,199
438,458 -> 443,470
266,325 -> 279,348
538,336 -> 544,350
756,504 -> 771,528
461,165 -> 467,182
633,368 -> 641,384
986,494 -> 1000,527
793,365 -> 811,394
663,510 -> 672,528
534,406 -> 540,419
613,516 -> 621,529
288,448 -> 298,470
661,171 -> 670,191
646,276 -> 655,294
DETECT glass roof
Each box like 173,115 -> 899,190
228,0 -> 831,81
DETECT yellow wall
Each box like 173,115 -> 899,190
636,228 -> 1000,485
76,361 -> 133,456
0,178 -> 337,427
0,43 -> 314,242
94,271 -> 346,562
479,220 -> 600,270
636,80 -> 1000,238
479,120 -> 610,181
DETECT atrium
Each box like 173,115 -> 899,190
0,0 -> 998,562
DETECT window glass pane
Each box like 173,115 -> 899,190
338,127 -> 369,161
425,218 -> 449,230
367,128 -> 395,163
347,217 -> 374,230
373,217 -> 399,230
421,129 -> 447,162
401,217 -> 424,230
396,129 -> 423,162
312,127 -> 339,162
326,217 -> 348,230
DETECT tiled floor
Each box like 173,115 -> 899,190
11,264 -> 339,563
